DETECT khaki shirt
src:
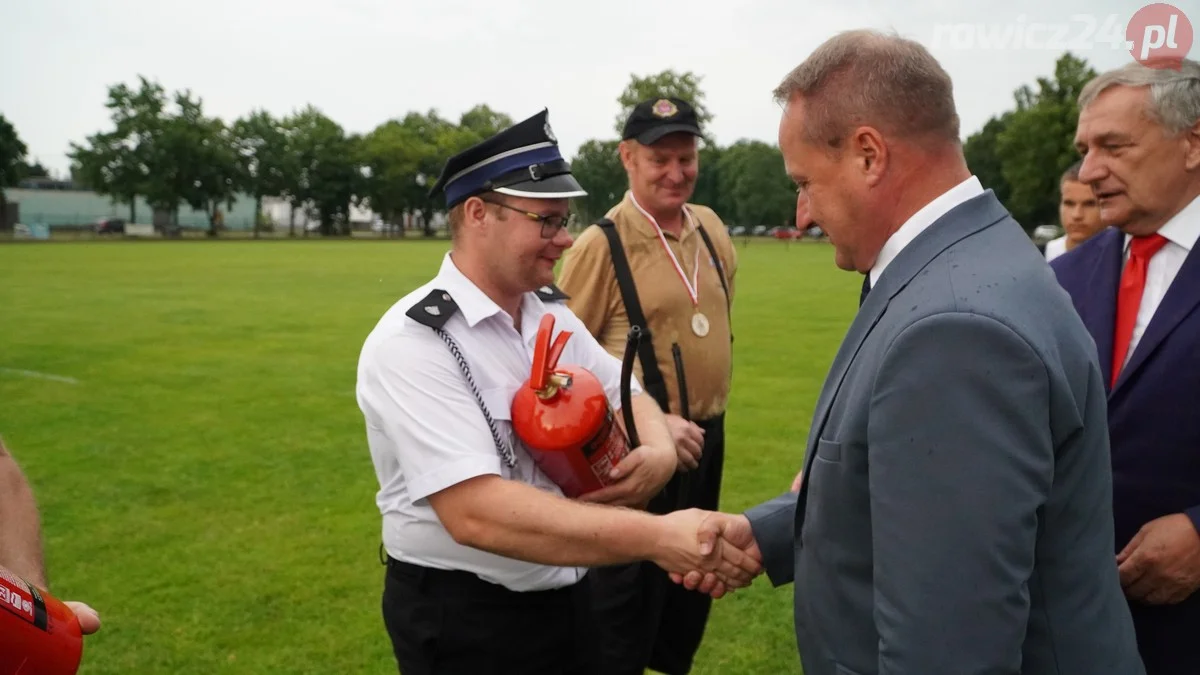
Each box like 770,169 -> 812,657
556,191 -> 738,420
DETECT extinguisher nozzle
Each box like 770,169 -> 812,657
621,327 -> 642,449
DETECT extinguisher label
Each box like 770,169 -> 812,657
581,407 -> 630,485
0,567 -> 48,631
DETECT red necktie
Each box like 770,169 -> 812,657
1111,233 -> 1169,386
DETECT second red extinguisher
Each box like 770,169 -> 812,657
0,564 -> 84,675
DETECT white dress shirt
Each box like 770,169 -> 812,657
1119,194 -> 1200,368
870,175 -> 985,286
355,252 -> 642,592
1044,236 -> 1068,262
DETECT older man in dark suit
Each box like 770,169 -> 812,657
1051,58 -> 1200,675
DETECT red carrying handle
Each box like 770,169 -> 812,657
530,314 -> 555,391
547,330 -> 572,371
530,314 -> 573,392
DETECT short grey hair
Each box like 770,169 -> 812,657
1078,59 -> 1200,136
773,29 -> 960,150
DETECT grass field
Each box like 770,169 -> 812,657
0,237 -> 859,674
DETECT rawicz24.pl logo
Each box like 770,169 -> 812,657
932,4 -> 1192,67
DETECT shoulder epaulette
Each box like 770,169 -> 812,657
535,284 -> 570,302
406,289 -> 459,329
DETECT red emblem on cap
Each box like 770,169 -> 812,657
652,99 -> 678,118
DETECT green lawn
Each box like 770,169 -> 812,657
0,237 -> 859,674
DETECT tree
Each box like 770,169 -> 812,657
458,104 -> 514,141
68,77 -> 167,224
0,113 -> 28,229
286,106 -> 361,236
231,110 -> 294,238
963,113 -> 1013,209
19,160 -> 49,180
141,90 -> 241,236
690,144 -> 729,217
994,53 -> 1098,230
614,70 -> 713,136
716,140 -> 795,228
359,109 -> 475,237
360,117 -> 424,234
568,140 -> 625,224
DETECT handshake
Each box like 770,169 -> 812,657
648,508 -> 763,599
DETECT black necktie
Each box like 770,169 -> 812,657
859,275 -> 871,307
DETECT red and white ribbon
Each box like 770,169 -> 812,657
630,194 -> 700,308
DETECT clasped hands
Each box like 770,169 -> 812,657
654,509 -> 762,599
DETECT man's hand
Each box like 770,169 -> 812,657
1117,513 -> 1200,605
64,601 -> 100,635
577,443 -> 675,509
668,513 -> 762,598
665,414 -> 704,472
790,469 -> 803,493
649,509 -> 762,596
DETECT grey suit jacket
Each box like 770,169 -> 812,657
746,191 -> 1144,675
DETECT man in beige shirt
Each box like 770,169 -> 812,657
556,96 -> 738,675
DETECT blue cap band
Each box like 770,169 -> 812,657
444,144 -> 565,207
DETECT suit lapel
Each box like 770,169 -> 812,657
794,294 -> 889,495
795,191 -> 1010,500
1078,230 -> 1124,391
1113,241 -> 1200,394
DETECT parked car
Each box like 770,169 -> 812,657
95,218 -> 125,235
1032,224 -> 1062,246
1029,224 -> 1063,254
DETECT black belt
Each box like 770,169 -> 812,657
386,557 -> 584,603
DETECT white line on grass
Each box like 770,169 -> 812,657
0,368 -> 80,385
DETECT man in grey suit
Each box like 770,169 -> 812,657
678,30 -> 1145,675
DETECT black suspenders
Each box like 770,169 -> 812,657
595,214 -> 732,417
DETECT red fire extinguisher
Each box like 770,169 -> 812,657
0,564 -> 83,675
512,313 -> 642,498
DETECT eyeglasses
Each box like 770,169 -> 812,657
480,198 -> 576,239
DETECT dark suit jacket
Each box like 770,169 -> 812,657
1052,227 -> 1200,675
746,191 -> 1144,675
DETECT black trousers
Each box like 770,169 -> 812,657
587,413 -> 726,675
381,557 -> 598,675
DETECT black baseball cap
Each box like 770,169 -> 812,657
621,97 -> 703,145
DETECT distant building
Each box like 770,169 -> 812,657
261,196 -> 447,233
2,185 -> 259,230
3,183 -> 448,234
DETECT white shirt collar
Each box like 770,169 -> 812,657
870,175 -> 985,287
433,252 -> 549,337
1123,193 -> 1200,253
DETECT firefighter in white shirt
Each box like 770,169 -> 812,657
354,109 -> 762,675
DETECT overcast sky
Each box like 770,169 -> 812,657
1,0 -> 1168,176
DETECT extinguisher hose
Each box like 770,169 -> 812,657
621,326 -> 641,449
672,343 -> 692,510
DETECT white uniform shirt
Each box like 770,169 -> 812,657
1119,194 -> 1200,369
356,252 -> 643,592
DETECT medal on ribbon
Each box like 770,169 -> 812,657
631,196 -> 709,337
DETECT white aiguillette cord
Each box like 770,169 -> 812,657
629,193 -> 700,309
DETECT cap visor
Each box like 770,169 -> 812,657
492,173 -> 588,199
635,124 -> 702,145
